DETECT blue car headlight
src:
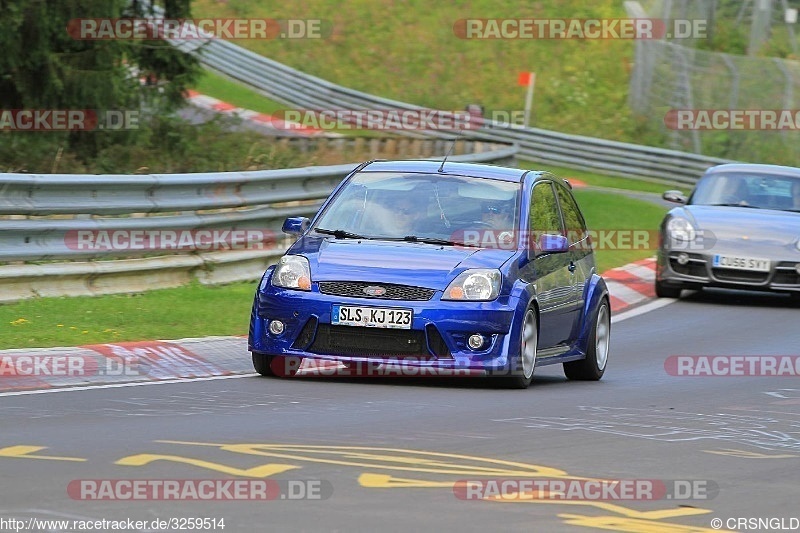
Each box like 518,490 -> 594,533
272,255 -> 312,291
666,217 -> 697,244
443,269 -> 501,301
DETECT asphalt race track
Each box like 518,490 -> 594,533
1,289 -> 799,533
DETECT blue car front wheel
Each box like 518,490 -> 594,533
252,353 -> 303,378
498,307 -> 537,389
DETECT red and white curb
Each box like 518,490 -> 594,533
604,257 -> 656,314
0,337 -> 251,394
0,259 -> 659,393
184,89 -> 330,136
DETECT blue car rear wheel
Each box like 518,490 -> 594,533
564,299 -> 609,381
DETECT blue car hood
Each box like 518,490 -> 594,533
289,236 -> 516,289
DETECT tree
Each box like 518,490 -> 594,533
0,0 -> 200,159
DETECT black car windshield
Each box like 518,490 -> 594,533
690,172 -> 800,212
312,172 -> 521,243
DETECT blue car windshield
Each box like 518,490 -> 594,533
313,172 -> 521,242
690,172 -> 800,212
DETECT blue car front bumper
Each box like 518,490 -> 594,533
248,270 -> 528,373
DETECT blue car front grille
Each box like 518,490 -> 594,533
318,281 -> 435,301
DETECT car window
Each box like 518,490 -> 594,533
313,171 -> 520,242
529,182 -> 563,244
555,183 -> 588,245
690,172 -> 800,211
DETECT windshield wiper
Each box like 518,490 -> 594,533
396,235 -> 477,247
314,228 -> 371,240
706,203 -> 763,209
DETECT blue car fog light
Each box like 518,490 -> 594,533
467,334 -> 485,350
268,320 -> 285,335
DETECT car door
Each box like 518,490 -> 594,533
554,181 -> 592,340
526,181 -> 574,348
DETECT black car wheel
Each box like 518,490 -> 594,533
252,353 -> 303,378
252,353 -> 275,377
655,279 -> 682,299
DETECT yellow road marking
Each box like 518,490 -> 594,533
0,445 -> 86,462
358,473 -> 456,488
704,448 -> 798,459
146,441 -> 721,533
114,453 -> 298,477
559,513 -> 729,532
157,441 -> 582,478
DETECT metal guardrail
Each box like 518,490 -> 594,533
175,35 -> 735,187
0,138 -> 515,301
0,140 -> 515,260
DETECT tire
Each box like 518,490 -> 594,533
252,353 -> 275,377
564,299 -> 610,381
252,354 -> 303,378
655,279 -> 682,299
497,307 -> 537,389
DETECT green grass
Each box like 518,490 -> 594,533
520,161 -> 677,194
573,189 -> 668,273
191,0 -> 645,144
193,69 -> 382,138
1,191 -> 665,349
0,281 -> 256,349
194,70 -> 286,115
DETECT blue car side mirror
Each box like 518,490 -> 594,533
282,217 -> 311,235
537,234 -> 570,254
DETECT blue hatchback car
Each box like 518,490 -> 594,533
248,160 -> 610,388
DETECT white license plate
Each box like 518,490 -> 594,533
712,255 -> 770,272
332,305 -> 412,329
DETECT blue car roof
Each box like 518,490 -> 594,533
705,163 -> 800,178
360,160 -> 533,183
